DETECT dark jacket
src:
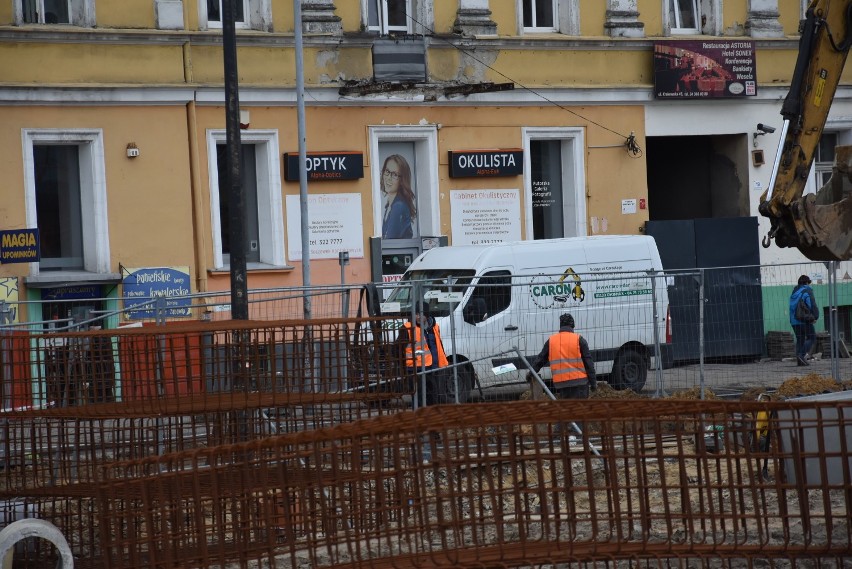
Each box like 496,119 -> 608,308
382,196 -> 413,239
531,325 -> 596,389
789,284 -> 818,326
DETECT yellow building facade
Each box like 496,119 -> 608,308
0,1 -> 825,323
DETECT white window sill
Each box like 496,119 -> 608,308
208,263 -> 295,275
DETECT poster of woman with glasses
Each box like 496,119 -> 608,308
379,144 -> 418,239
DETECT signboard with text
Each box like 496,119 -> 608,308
654,40 -> 756,99
284,152 -> 364,181
448,149 -> 523,178
286,193 -> 364,260
122,266 -> 192,319
450,189 -> 522,246
0,229 -> 39,264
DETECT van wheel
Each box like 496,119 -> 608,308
450,365 -> 475,404
612,349 -> 647,393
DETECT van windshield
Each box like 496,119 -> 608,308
383,270 -> 476,317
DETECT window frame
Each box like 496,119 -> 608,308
522,127 -> 586,240
198,0 -> 272,31
665,0 -> 701,35
364,0 -> 431,35
206,129 -> 284,270
203,0 -> 249,29
521,0 -> 558,33
368,125 -> 439,239
15,0 -> 95,26
665,0 -> 716,36
22,128 -> 110,277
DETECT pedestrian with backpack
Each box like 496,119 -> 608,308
789,274 -> 819,366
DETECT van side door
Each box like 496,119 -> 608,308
459,270 -> 525,388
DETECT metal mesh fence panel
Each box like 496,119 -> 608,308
93,398 -> 851,569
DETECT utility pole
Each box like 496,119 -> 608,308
294,0 -> 312,320
223,0 -> 248,320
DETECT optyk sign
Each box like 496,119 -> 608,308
284,152 -> 364,181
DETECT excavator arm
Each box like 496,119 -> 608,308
758,0 -> 852,260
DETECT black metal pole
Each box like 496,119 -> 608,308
223,0 -> 248,320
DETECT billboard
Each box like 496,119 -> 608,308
654,40 -> 756,99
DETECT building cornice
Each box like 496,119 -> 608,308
0,27 -> 803,50
0,84 -> 839,107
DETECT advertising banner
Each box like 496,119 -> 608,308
450,189 -> 522,246
122,267 -> 192,319
654,40 -> 756,99
0,229 -> 39,264
286,193 -> 364,260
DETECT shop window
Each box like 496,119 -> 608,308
22,129 -> 110,277
370,126 -> 439,240
199,0 -> 271,31
523,128 -> 586,239
207,130 -> 284,269
519,0 -> 578,35
216,144 -> 260,264
17,0 -> 95,26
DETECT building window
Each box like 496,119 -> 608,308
16,0 -> 94,26
523,128 -> 586,239
199,0 -> 271,31
205,0 -> 247,28
366,0 -> 411,34
22,129 -> 110,275
206,130 -> 284,269
22,0 -> 69,23
665,0 -> 723,35
812,133 -> 837,191
518,0 -> 578,35
523,0 -> 556,32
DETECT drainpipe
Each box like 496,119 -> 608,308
184,41 -> 209,293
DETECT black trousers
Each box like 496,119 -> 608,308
409,367 -> 452,408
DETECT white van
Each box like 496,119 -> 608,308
379,235 -> 671,400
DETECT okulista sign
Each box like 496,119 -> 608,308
448,149 -> 524,178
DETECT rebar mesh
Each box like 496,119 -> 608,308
94,399 -> 851,569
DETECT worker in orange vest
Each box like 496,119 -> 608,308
527,313 -> 596,400
398,302 -> 451,409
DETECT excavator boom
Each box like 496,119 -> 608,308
759,0 -> 852,260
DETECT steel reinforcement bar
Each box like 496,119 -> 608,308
92,398 -> 851,569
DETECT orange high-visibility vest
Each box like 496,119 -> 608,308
403,322 -> 449,369
548,331 -> 587,384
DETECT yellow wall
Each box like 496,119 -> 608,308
336,1 -> 362,33
582,0 -> 607,37
0,42 -> 187,84
97,0 -> 155,29
0,99 -> 644,290
433,1 -> 457,35
0,105 -> 196,279
490,1 -> 517,36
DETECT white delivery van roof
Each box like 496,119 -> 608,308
408,235 -> 659,273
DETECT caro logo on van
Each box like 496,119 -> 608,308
528,267 -> 585,309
